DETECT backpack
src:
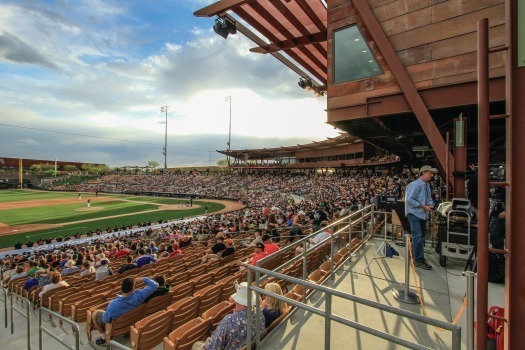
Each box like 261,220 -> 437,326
487,306 -> 505,350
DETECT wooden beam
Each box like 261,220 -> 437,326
353,0 -> 454,179
249,32 -> 326,54
193,0 -> 250,17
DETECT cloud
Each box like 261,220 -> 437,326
0,1 -> 338,168
0,31 -> 58,68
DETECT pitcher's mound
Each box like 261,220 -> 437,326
75,206 -> 104,212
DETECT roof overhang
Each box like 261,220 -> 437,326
194,0 -> 328,88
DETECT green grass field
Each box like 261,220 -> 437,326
0,190 -> 226,248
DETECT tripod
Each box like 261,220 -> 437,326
463,245 -> 477,274
365,211 -> 392,271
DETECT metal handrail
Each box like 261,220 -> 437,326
10,293 -> 32,349
245,263 -> 462,350
39,307 -> 80,350
1,287 -> 8,328
107,340 -> 131,350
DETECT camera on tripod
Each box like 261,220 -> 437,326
373,194 -> 398,210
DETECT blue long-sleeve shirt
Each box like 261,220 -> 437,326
102,278 -> 158,324
405,178 -> 434,220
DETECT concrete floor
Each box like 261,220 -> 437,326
0,238 -> 505,350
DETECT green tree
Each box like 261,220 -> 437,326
63,164 -> 78,172
217,159 -> 228,167
147,160 -> 160,169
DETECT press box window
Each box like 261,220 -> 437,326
333,25 -> 383,84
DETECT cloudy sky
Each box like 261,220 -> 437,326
0,0 -> 337,168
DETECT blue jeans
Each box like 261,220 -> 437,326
407,214 -> 426,262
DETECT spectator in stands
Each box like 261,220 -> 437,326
27,260 -> 43,277
261,282 -> 287,328
8,265 -> 28,282
113,245 -> 129,259
80,261 -> 95,277
200,237 -> 226,262
95,259 -> 113,280
134,248 -> 156,268
38,271 -> 69,299
61,260 -> 79,276
118,255 -> 138,274
309,203 -> 329,232
241,229 -> 263,248
143,275 -> 171,303
262,234 -> 280,255
201,238 -> 235,264
294,221 -> 331,256
196,281 -> 265,350
237,242 -> 267,268
2,263 -> 17,283
289,211 -> 309,243
91,277 -> 159,346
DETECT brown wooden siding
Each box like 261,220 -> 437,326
327,0 -> 505,117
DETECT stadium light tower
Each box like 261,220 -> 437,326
160,106 -> 169,172
225,96 -> 232,167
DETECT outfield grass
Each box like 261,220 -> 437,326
1,201 -> 158,225
0,193 -> 225,248
0,190 -> 78,203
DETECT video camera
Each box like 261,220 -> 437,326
373,195 -> 398,210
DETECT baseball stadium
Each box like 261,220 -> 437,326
1,1 -> 523,350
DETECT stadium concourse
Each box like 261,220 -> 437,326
0,171 -> 504,349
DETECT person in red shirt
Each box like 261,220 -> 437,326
262,234 -> 279,255
113,245 -> 129,259
237,243 -> 267,269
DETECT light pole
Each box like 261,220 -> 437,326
160,106 -> 168,172
225,96 -> 232,167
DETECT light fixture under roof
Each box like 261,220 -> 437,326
213,17 -> 237,39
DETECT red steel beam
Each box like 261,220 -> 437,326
353,0 -> 454,181
507,0 -> 524,348
476,18 -> 490,349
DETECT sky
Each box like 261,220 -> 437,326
0,0 -> 338,168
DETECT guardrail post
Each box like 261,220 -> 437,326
330,234 -> 335,281
324,292 -> 332,350
302,240 -> 308,302
246,267 -> 253,350
393,234 -> 419,304
465,271 -> 476,350
3,288 -> 7,328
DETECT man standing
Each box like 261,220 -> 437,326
405,165 -> 437,270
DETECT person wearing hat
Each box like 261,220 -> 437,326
61,260 -> 79,276
196,281 -> 265,350
405,165 -> 438,270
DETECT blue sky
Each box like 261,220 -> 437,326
0,0 -> 337,168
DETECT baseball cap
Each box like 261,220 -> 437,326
420,165 -> 438,173
253,242 -> 265,250
262,234 -> 272,242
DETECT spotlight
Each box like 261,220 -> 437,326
298,78 -> 307,89
213,17 -> 236,39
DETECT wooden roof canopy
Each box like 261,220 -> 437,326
194,0 -> 328,88
217,132 -> 360,160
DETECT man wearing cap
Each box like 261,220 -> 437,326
198,281 -> 266,350
405,165 -> 438,270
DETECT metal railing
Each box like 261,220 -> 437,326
38,308 -> 80,350
10,293 -> 32,350
245,205 -> 462,350
1,287 -> 8,328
